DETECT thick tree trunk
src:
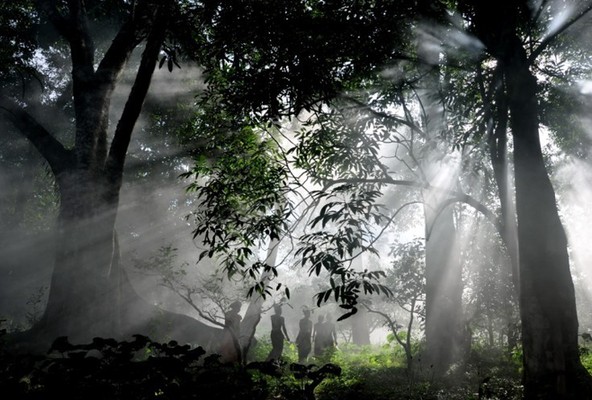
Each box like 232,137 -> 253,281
239,291 -> 265,363
504,38 -> 592,399
462,2 -> 592,396
487,83 -> 520,291
32,169 -> 222,348
416,37 -> 465,374
40,170 -> 119,343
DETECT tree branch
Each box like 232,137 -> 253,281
105,6 -> 168,193
35,1 -> 74,42
38,0 -> 97,168
319,176 -> 503,240
0,97 -> 74,175
67,0 -> 95,68
340,95 -> 427,137
364,305 -> 407,350
529,2 -> 592,63
95,2 -> 147,85
36,0 -> 95,72
177,289 -> 225,328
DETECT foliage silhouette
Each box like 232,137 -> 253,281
0,329 -> 343,400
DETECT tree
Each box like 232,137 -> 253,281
0,0 -> 220,348
183,1 -> 592,396
366,238 -> 426,371
455,1 -> 592,397
191,2 -> 501,376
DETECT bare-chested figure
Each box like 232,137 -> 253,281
266,304 -> 290,361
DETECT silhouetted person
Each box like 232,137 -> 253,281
295,308 -> 313,363
219,300 -> 242,363
266,304 -> 290,361
313,314 -> 326,356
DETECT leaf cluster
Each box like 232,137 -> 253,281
387,238 -> 426,308
196,0 -> 419,120
0,1 -> 39,90
182,124 -> 290,297
1,334 -> 266,400
0,330 -> 346,400
295,185 -> 392,320
292,107 -> 387,182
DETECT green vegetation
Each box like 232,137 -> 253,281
0,324 -> 531,400
4,318 -> 592,399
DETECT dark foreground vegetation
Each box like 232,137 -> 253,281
10,327 -> 585,400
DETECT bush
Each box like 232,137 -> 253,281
1,331 -> 526,400
1,334 -> 268,400
315,342 -> 523,400
580,345 -> 592,373
0,332 -> 342,400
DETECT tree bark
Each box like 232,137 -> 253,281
486,74 -> 520,291
40,170 -> 119,342
460,1 -> 592,395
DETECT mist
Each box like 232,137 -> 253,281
4,2 -> 592,399
0,50 -> 209,333
2,14 -> 590,353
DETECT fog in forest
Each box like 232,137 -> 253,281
1,34 -> 592,342
0,63 -> 206,331
2,63 -> 592,345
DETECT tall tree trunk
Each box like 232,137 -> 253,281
423,202 -> 464,374
487,77 -> 520,291
416,35 -> 465,374
462,2 -> 592,396
40,170 -> 119,342
503,36 -> 592,399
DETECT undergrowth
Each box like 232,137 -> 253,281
6,328 -> 574,400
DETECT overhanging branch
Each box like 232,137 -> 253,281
529,2 -> 592,63
320,176 -> 503,238
340,95 -> 427,137
95,2 -> 147,86
105,6 -> 168,191
36,0 -> 95,71
36,1 -> 74,42
0,97 -> 74,175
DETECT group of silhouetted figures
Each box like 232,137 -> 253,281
295,309 -> 337,363
217,302 -> 337,364
267,305 -> 337,363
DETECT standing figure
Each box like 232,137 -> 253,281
313,314 -> 326,357
295,308 -> 313,363
219,300 -> 242,363
266,304 -> 290,361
